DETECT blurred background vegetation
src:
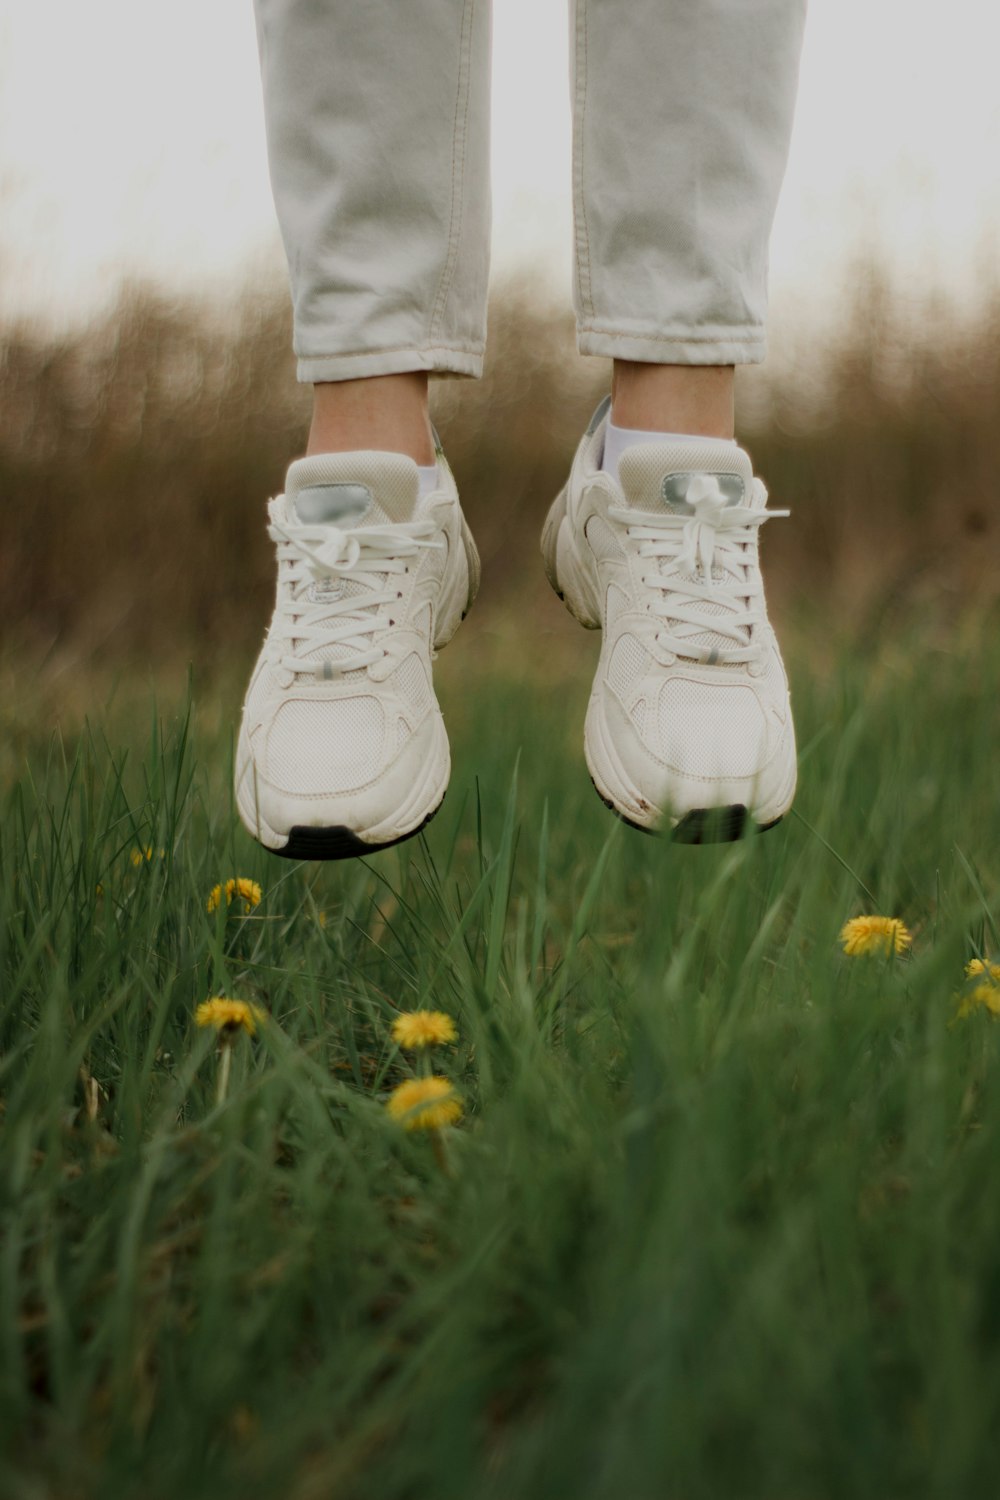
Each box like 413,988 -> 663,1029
2,266 -> 998,686
6,13 -> 1000,1493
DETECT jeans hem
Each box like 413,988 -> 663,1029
577,326 -> 767,367
296,346 -> 484,383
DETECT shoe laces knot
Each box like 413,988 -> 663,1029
304,525 -> 364,577
674,475 -> 733,578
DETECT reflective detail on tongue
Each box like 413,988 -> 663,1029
294,483 -> 372,525
284,452 -> 420,526
272,458 -> 425,684
661,471 -> 745,514
618,440 -> 753,515
292,487 -> 372,609
645,468 -> 753,657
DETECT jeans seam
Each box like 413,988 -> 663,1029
428,0 -> 476,345
297,341 -> 484,361
578,326 -> 766,343
573,1 -> 595,322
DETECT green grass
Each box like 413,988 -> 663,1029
3,614 -> 1000,1499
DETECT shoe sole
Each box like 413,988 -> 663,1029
274,799 -> 443,862
237,711 -> 451,862
589,776 -> 782,844
542,486 -> 793,844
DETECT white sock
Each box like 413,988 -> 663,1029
601,420 -> 737,483
417,463 -> 439,499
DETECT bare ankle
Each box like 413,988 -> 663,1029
307,373 -> 435,463
610,362 -> 735,438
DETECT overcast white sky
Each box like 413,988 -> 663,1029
1,0 -> 999,330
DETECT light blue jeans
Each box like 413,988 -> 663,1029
253,0 -> 807,383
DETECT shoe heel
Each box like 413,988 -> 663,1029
541,486 -> 600,629
541,486 -> 567,597
461,517 -> 481,615
434,516 -> 481,649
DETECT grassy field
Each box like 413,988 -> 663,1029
3,603 -> 1000,1499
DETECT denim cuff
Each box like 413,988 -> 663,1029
296,345 -> 484,384
577,323 -> 768,367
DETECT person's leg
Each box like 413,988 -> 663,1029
610,364 -> 734,440
237,0 -> 490,860
255,0 -> 491,464
544,0 -> 805,841
584,0 -> 803,451
308,375 -> 435,464
254,0 -> 491,388
570,0 -> 805,374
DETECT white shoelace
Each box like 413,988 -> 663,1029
267,502 -> 443,680
610,476 -> 789,667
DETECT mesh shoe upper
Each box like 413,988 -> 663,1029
236,448 -> 475,848
245,452 -> 439,796
605,437 -> 789,782
545,404 -> 797,825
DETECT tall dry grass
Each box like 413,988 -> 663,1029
2,265 -> 998,666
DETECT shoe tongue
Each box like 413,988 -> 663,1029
284,451 -> 420,527
282,452 -> 420,679
617,437 -> 754,515
617,438 -> 757,660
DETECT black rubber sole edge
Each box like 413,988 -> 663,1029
272,800 -> 442,862
590,778 -> 782,845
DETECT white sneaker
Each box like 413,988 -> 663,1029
541,398 -> 797,843
236,448 -> 479,859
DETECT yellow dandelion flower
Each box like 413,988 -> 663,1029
391,1010 -> 458,1050
957,983 -> 1000,1020
385,1076 -> 462,1131
965,958 -> 1000,984
206,878 -> 263,914
131,845 -> 166,866
229,1405 -> 258,1440
195,997 -> 265,1037
840,915 -> 912,957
